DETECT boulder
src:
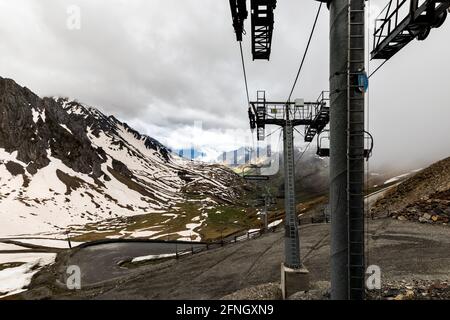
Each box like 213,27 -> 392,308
418,217 -> 428,223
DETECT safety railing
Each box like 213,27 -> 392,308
164,215 -> 331,261
303,91 -> 329,138
373,0 -> 409,50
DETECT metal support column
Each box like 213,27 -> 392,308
330,0 -> 350,300
329,0 -> 366,300
264,194 -> 269,230
283,107 -> 301,268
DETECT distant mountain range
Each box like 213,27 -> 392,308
217,146 -> 272,167
174,148 -> 206,161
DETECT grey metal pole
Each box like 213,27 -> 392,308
264,195 -> 268,230
330,0 -> 366,300
283,105 -> 301,268
330,0 -> 350,300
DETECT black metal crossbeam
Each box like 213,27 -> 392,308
372,0 -> 450,60
251,0 -> 277,60
248,95 -> 329,142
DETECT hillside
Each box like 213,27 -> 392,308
0,77 -> 254,241
371,156 -> 450,224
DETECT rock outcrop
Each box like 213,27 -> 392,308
371,157 -> 450,225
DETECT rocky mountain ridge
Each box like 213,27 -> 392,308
0,76 -> 248,239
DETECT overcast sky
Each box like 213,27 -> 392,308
0,0 -> 448,169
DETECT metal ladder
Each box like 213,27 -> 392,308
347,0 -> 366,300
257,90 -> 266,141
284,119 -> 301,269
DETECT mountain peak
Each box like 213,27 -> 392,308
0,77 -> 248,239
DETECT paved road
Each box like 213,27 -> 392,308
21,218 -> 450,300
365,185 -> 396,206
63,242 -> 207,285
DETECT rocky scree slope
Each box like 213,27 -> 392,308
371,157 -> 450,225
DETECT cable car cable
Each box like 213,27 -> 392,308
293,127 -> 304,138
236,41 -> 256,163
265,126 -> 282,139
239,41 -> 251,106
368,59 -> 387,78
286,2 -> 323,103
294,141 -> 313,168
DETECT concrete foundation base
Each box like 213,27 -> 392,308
281,263 -> 310,299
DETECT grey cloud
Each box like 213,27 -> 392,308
0,0 -> 448,170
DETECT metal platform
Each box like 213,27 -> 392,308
251,0 -> 277,60
371,0 -> 450,60
304,91 -> 330,142
248,91 -> 330,142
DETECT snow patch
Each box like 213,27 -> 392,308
268,219 -> 283,228
129,229 -> 160,238
31,108 -> 45,124
59,124 -> 72,134
0,252 -> 56,298
0,243 -> 28,251
131,253 -> 178,263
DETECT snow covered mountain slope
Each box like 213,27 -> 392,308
0,77 -> 249,239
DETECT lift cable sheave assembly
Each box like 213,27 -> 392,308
251,0 -> 277,60
371,0 -> 450,60
229,0 -> 248,42
230,0 -> 278,60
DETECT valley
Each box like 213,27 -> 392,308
0,77 -> 261,244
1,77 -> 449,300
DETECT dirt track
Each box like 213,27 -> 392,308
19,217 -> 450,300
